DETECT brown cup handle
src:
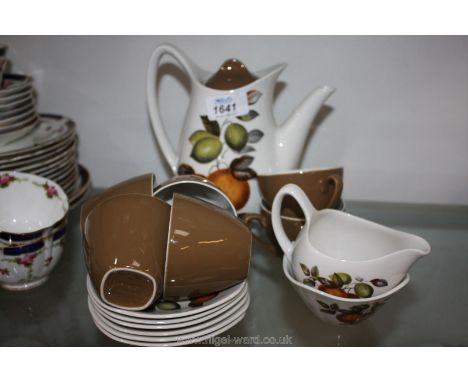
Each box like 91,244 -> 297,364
239,213 -> 277,255
323,174 -> 343,209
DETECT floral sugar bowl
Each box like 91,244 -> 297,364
283,255 -> 411,325
0,172 -> 69,290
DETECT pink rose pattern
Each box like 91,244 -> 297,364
1,253 -> 39,282
41,182 -> 59,199
1,176 -> 62,201
16,254 -> 35,267
0,174 -> 15,188
46,185 -> 58,198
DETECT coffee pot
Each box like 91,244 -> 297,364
146,43 -> 334,212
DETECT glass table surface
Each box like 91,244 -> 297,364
1,191 -> 467,346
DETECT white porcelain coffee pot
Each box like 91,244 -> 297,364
147,43 -> 334,212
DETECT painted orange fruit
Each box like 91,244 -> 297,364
208,169 -> 250,210
189,292 -> 219,307
318,285 -> 349,298
336,312 -> 370,324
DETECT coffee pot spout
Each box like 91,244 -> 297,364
276,85 -> 335,170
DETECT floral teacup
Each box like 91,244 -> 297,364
0,172 -> 69,290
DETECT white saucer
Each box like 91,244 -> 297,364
0,114 -> 74,156
0,100 -> 34,119
10,140 -> 77,173
0,132 -> 77,167
89,292 -> 249,337
93,309 -> 246,347
0,107 -> 35,127
86,275 -> 247,320
0,88 -> 32,105
68,165 -> 91,209
0,94 -> 33,112
89,296 -> 248,346
89,281 -> 248,327
0,117 -> 38,147
0,74 -> 32,97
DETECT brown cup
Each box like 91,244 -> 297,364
154,174 -> 236,215
258,167 -> 343,216
164,193 -> 252,300
80,173 -> 156,235
241,202 -> 305,256
83,194 -> 170,310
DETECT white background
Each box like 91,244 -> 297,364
2,35 -> 467,205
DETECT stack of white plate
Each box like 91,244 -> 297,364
87,276 -> 250,346
0,74 -> 39,145
0,114 -> 91,208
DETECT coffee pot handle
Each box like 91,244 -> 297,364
271,184 -> 318,261
146,44 -> 196,174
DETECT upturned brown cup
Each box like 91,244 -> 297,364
153,174 -> 236,214
164,193 -> 252,300
258,167 -> 344,216
80,173 -> 156,234
241,202 -> 305,256
83,194 -> 170,310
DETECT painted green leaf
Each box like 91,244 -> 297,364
317,300 -> 330,309
247,90 -> 262,105
337,272 -> 352,284
330,273 -> 344,288
351,304 -> 370,313
200,115 -> 220,136
300,263 -> 310,276
311,266 -> 319,277
303,278 -> 316,287
330,303 -> 339,312
230,155 -> 254,171
237,110 -> 259,122
177,163 -> 195,175
232,168 -> 257,181
371,278 -> 388,287
318,277 -> 332,287
239,145 -> 255,154
247,129 -> 264,143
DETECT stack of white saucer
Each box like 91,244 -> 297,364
87,276 -> 249,346
0,46 -> 90,207
0,73 -> 38,145
0,114 -> 90,208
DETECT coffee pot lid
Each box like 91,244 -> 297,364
205,58 -> 257,90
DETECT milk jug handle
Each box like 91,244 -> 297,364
271,184 -> 317,261
146,44 -> 196,174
